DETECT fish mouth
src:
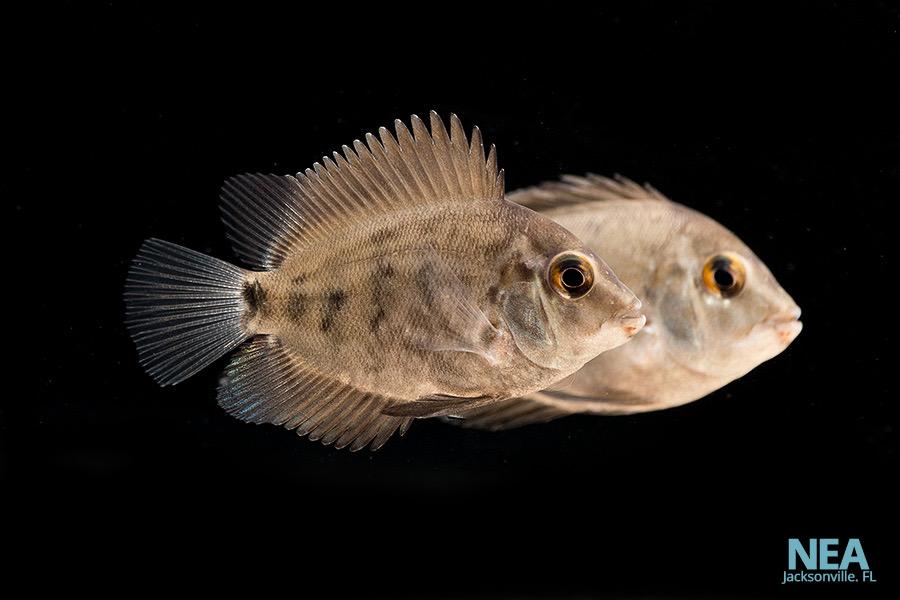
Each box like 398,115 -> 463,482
764,306 -> 803,344
614,300 -> 646,337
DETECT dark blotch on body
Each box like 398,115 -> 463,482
416,264 -> 436,308
369,259 -> 395,333
242,280 -> 267,318
321,289 -> 347,332
377,262 -> 396,279
369,306 -> 386,333
287,291 -> 307,321
486,284 -> 500,303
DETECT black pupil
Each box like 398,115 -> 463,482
561,267 -> 585,289
714,267 -> 734,289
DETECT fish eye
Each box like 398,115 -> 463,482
549,252 -> 594,299
702,253 -> 746,298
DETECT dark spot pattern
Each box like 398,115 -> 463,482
416,263 -> 437,308
242,281 -> 267,318
320,289 -> 347,332
369,306 -> 386,332
377,262 -> 395,279
368,260 -> 394,335
287,291 -> 307,321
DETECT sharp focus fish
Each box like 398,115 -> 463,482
458,174 -> 802,430
124,116 -> 645,450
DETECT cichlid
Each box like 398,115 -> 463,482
125,116 -> 644,450
458,174 -> 802,430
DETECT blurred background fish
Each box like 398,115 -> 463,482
124,116 -> 644,450
458,174 -> 802,430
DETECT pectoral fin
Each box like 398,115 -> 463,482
449,396 -> 573,431
382,394 -> 498,418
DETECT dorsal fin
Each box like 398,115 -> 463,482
509,173 -> 670,213
220,112 -> 504,270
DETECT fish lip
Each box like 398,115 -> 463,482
761,306 -> 803,343
764,306 -> 802,327
614,300 -> 646,337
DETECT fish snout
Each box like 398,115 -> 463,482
614,300 -> 646,338
767,304 -> 803,345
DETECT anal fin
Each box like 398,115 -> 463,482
218,337 -> 412,451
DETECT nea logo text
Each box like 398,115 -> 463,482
783,538 -> 876,584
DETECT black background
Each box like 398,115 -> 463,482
5,2 -> 898,598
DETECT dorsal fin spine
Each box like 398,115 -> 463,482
366,128 -> 410,205
396,117 -> 436,202
326,151 -> 364,209
448,114 -> 473,197
332,150 -> 379,213
406,117 -> 445,199
347,141 -> 395,211
469,126 -> 486,194
309,164 -> 355,225
318,156 -> 369,217
376,127 -> 419,205
487,145 -> 499,197
426,113 -> 459,198
444,114 -> 469,197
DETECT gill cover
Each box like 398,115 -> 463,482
501,281 -> 561,368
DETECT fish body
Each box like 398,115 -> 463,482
125,116 -> 644,450
243,198 -> 636,405
458,174 -> 802,430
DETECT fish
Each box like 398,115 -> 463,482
456,174 -> 802,430
124,115 -> 645,451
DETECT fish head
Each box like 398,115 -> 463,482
652,214 -> 802,384
499,217 -> 645,371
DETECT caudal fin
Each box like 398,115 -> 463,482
125,238 -> 251,386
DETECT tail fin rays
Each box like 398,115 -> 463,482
125,238 -> 250,386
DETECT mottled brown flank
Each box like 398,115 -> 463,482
369,260 -> 394,333
485,284 -> 500,303
369,227 -> 398,246
483,237 -> 511,260
242,280 -> 267,317
320,289 -> 347,332
369,306 -> 386,333
416,263 -> 437,308
287,290 -> 307,321
377,262 -> 395,279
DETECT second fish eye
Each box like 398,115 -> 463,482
549,253 -> 594,299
